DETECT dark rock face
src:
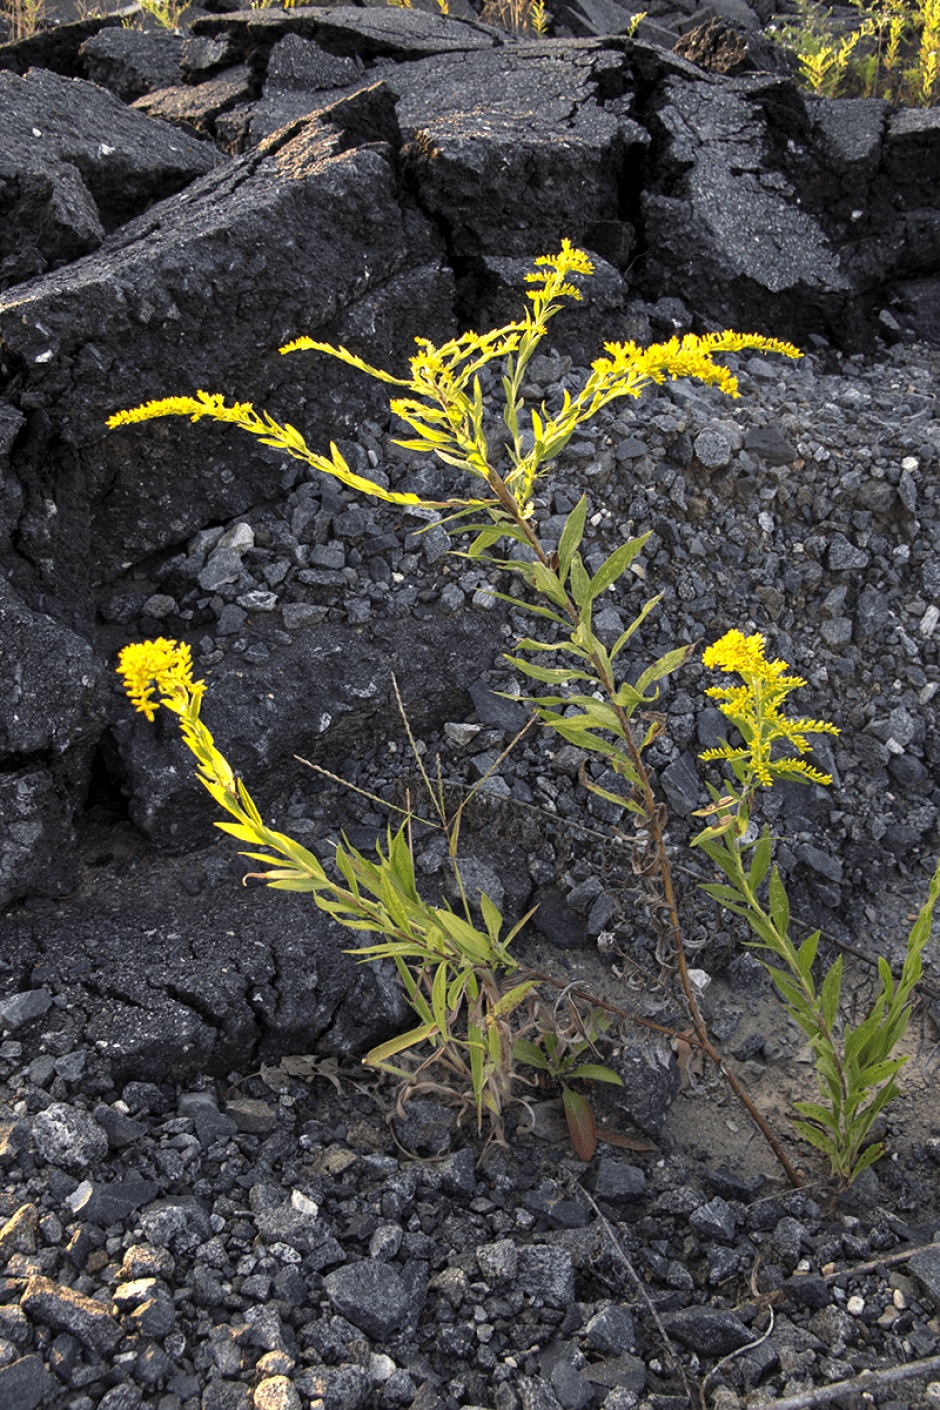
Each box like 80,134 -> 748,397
0,67 -> 218,291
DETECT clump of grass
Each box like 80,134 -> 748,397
770,0 -> 939,105
2,0 -> 46,42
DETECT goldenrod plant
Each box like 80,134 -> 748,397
770,0 -> 939,105
111,245 -> 934,1183
690,631 -> 940,1184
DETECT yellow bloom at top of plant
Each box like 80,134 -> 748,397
700,629 -> 839,788
117,637 -> 203,722
702,628 -> 798,681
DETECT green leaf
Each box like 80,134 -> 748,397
792,1099 -> 841,1132
634,644 -> 694,696
743,911 -> 781,945
569,555 -> 591,609
849,1141 -> 884,1182
587,536 -> 649,602
609,594 -> 661,665
580,772 -> 639,812
489,980 -> 538,1023
479,890 -> 503,947
792,1120 -> 844,1169
431,961 -> 450,1036
856,1058 -> 905,1089
700,881 -> 748,907
557,497 -> 587,587
514,1039 -> 550,1071
532,560 -> 567,606
796,931 -> 819,980
821,957 -> 843,1033
768,866 -> 790,936
505,657 -> 593,685
363,1021 -> 439,1067
568,1063 -> 624,1086
562,1087 -> 597,1161
749,829 -> 773,890
435,910 -> 493,964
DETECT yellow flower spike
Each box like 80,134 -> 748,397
117,638 -> 202,721
699,630 -> 839,790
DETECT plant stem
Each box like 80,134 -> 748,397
481,463 -> 803,1186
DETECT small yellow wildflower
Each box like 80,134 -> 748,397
699,630 -> 839,788
117,638 -> 202,722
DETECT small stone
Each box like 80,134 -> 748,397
661,1306 -> 751,1356
595,1160 -> 646,1205
0,1356 -> 55,1410
225,1098 -> 277,1133
236,590 -> 278,612
322,1261 -> 409,1341
142,593 -> 176,619
660,751 -> 700,815
0,1204 -> 38,1257
32,1104 -> 108,1170
688,1196 -> 737,1242
67,1179 -> 159,1224
0,989 -> 52,1031
253,1377 -> 301,1410
281,602 -> 327,629
694,428 -> 732,468
585,1304 -> 636,1355
21,1275 -> 122,1354
476,1239 -> 519,1283
517,1246 -> 575,1307
216,603 -> 247,635
827,532 -> 869,570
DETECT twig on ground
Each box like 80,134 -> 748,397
752,1351 -> 940,1410
821,1237 -> 940,1281
700,1307 -> 774,1397
565,1173 -> 702,1408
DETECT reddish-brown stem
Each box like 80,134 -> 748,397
487,465 -> 802,1186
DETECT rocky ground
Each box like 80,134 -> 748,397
2,304 -> 940,1410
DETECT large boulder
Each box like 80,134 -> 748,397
0,67 -> 218,290
0,81 -> 450,600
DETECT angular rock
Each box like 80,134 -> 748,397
21,1275 -> 122,1354
32,1103 -> 108,1170
0,85 -> 450,592
323,1260 -> 410,1340
0,989 -> 52,1032
517,1245 -> 575,1306
79,27 -> 185,102
66,1178 -> 160,1224
642,72 -> 861,347
396,41 -> 648,272
0,1355 -> 54,1410
609,1038 -> 681,1135
661,1305 -> 752,1356
0,67 -> 217,291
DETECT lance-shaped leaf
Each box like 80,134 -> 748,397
587,536 -> 649,602
562,1087 -> 597,1161
557,497 -> 587,587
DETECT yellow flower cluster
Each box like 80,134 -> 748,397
700,630 -> 839,788
592,331 -> 802,403
107,391 -> 260,430
117,638 -> 204,722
